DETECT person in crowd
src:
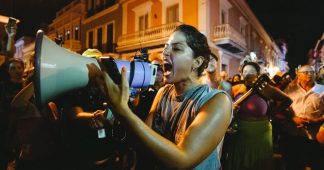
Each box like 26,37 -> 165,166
220,71 -> 229,82
231,74 -> 241,85
224,61 -> 292,170
0,18 -> 16,81
199,53 -> 218,88
89,24 -> 232,169
0,20 -> 25,169
8,82 -> 62,170
282,64 -> 324,170
316,66 -> 324,85
54,48 -> 122,169
199,53 -> 232,94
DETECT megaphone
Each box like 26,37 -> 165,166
34,30 -> 157,106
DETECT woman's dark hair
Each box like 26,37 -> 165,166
174,24 -> 211,77
232,74 -> 241,80
240,62 -> 261,75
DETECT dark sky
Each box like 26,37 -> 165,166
1,0 -> 324,70
0,0 -> 73,37
246,0 -> 324,70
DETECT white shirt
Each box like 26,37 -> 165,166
284,83 -> 324,139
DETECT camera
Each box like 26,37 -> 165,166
7,17 -> 17,28
99,50 -> 157,88
134,48 -> 149,62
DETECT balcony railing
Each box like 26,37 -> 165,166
213,24 -> 246,53
117,22 -> 182,48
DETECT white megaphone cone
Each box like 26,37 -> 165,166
34,30 -> 100,106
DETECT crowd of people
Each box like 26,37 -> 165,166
0,22 -> 323,170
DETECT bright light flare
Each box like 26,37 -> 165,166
264,65 -> 280,78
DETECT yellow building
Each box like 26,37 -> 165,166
82,0 -> 122,56
47,0 -> 282,77
117,0 -> 283,77
48,0 -> 86,53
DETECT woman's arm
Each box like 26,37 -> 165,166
89,64 -> 232,169
5,23 -> 17,60
120,93 -> 232,169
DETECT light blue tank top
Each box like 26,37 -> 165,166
152,84 -> 229,170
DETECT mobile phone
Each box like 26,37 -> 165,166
7,17 -> 17,27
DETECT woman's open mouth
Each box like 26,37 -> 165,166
163,62 -> 173,76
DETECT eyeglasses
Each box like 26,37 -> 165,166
298,71 -> 315,75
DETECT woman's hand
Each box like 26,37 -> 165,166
5,23 -> 17,38
88,63 -> 130,116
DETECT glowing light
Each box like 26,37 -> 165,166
250,52 -> 257,62
0,15 -> 20,23
264,65 -> 280,78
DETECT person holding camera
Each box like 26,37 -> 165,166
89,24 -> 232,169
132,52 -> 164,121
53,49 -> 124,169
0,17 -> 26,170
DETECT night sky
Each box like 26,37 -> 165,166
1,0 -> 324,71
246,0 -> 324,71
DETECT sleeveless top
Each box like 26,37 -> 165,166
235,93 -> 268,117
152,84 -> 229,170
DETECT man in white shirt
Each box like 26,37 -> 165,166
282,65 -> 324,170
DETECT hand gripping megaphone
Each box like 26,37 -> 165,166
34,30 -> 157,106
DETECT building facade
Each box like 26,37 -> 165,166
48,0 -> 86,53
116,0 -> 283,77
82,0 -> 122,56
46,0 -> 282,77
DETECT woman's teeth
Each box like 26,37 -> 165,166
163,63 -> 173,76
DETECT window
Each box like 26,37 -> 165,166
139,14 -> 148,31
221,64 -> 228,72
106,23 -> 114,53
74,26 -> 79,40
97,27 -> 103,51
166,4 -> 179,23
162,0 -> 182,24
66,30 -> 70,40
221,10 -> 226,24
88,31 -> 93,48
88,0 -> 94,10
132,1 -> 153,31
96,0 -> 101,7
219,0 -> 232,24
239,17 -> 248,37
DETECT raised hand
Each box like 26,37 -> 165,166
87,63 -> 130,115
5,23 -> 17,38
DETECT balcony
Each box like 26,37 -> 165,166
213,24 -> 247,54
117,22 -> 182,52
